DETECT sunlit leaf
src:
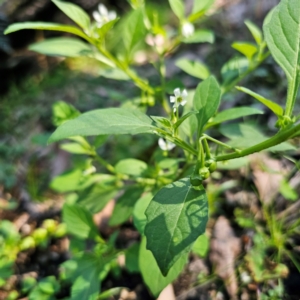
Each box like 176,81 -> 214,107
236,86 -> 284,116
144,178 -> 208,275
48,108 -> 156,143
52,0 -> 90,30
29,37 -> 92,57
175,58 -> 210,79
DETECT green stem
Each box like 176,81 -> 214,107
202,138 -> 211,159
285,75 -> 299,117
203,134 -> 240,152
94,155 -> 116,174
94,43 -> 154,95
216,122 -> 300,161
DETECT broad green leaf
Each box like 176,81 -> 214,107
206,106 -> 264,128
192,234 -> 209,257
29,37 -> 92,57
109,187 -> 144,226
182,29 -> 214,44
193,76 -> 221,137
192,0 -> 214,14
4,22 -> 88,40
133,193 -> 153,234
236,86 -> 284,116
115,159 -> 148,177
48,108 -> 156,143
52,0 -> 90,30
71,276 -> 99,300
123,8 -> 146,54
175,58 -> 210,79
139,236 -> 188,297
52,101 -> 80,126
220,122 -> 296,151
168,0 -> 184,19
263,0 -> 300,111
62,204 -> 99,240
221,56 -> 249,86
38,276 -> 59,295
50,169 -> 82,192
231,42 -> 257,60
245,20 -> 262,45
70,254 -> 105,300
76,183 -> 118,214
144,178 -> 208,276
125,243 -> 140,273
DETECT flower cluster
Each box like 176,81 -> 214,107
93,4 -> 117,28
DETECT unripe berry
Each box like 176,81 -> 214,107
199,167 -> 210,179
205,159 -> 217,173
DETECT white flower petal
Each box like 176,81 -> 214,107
167,141 -> 176,150
108,11 -> 117,21
180,100 -> 187,106
93,11 -> 102,23
182,89 -> 188,98
173,106 -> 177,113
158,138 -> 167,151
174,88 -> 181,97
99,4 -> 108,16
170,96 -> 176,103
182,22 -> 195,38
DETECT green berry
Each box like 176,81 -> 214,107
190,175 -> 203,186
205,159 -> 217,173
199,167 -> 210,179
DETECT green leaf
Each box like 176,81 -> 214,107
221,56 -> 249,86
38,277 -> 59,295
123,8 -> 146,54
52,101 -> 80,126
139,236 -> 187,297
60,142 -> 95,155
52,0 -> 90,30
168,0 -> 185,19
109,187 -> 144,226
115,159 -> 148,177
193,76 -> 221,137
280,179 -> 298,201
192,234 -> 209,257
29,37 -> 92,57
263,0 -> 300,113
125,243 -> 140,273
206,106 -> 264,128
245,20 -> 263,45
70,254 -> 104,300
133,193 -> 153,234
192,0 -> 214,14
175,58 -> 210,79
4,22 -> 88,40
231,42 -> 257,60
182,30 -> 214,44
62,204 -> 99,239
174,111 -> 198,131
144,178 -> 208,276
50,169 -> 82,192
236,86 -> 284,116
48,108 -> 156,143
98,288 -> 124,299
76,183 -> 118,214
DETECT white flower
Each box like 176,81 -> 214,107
170,88 -> 188,112
158,138 -> 176,151
93,4 -> 117,28
182,22 -> 195,38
